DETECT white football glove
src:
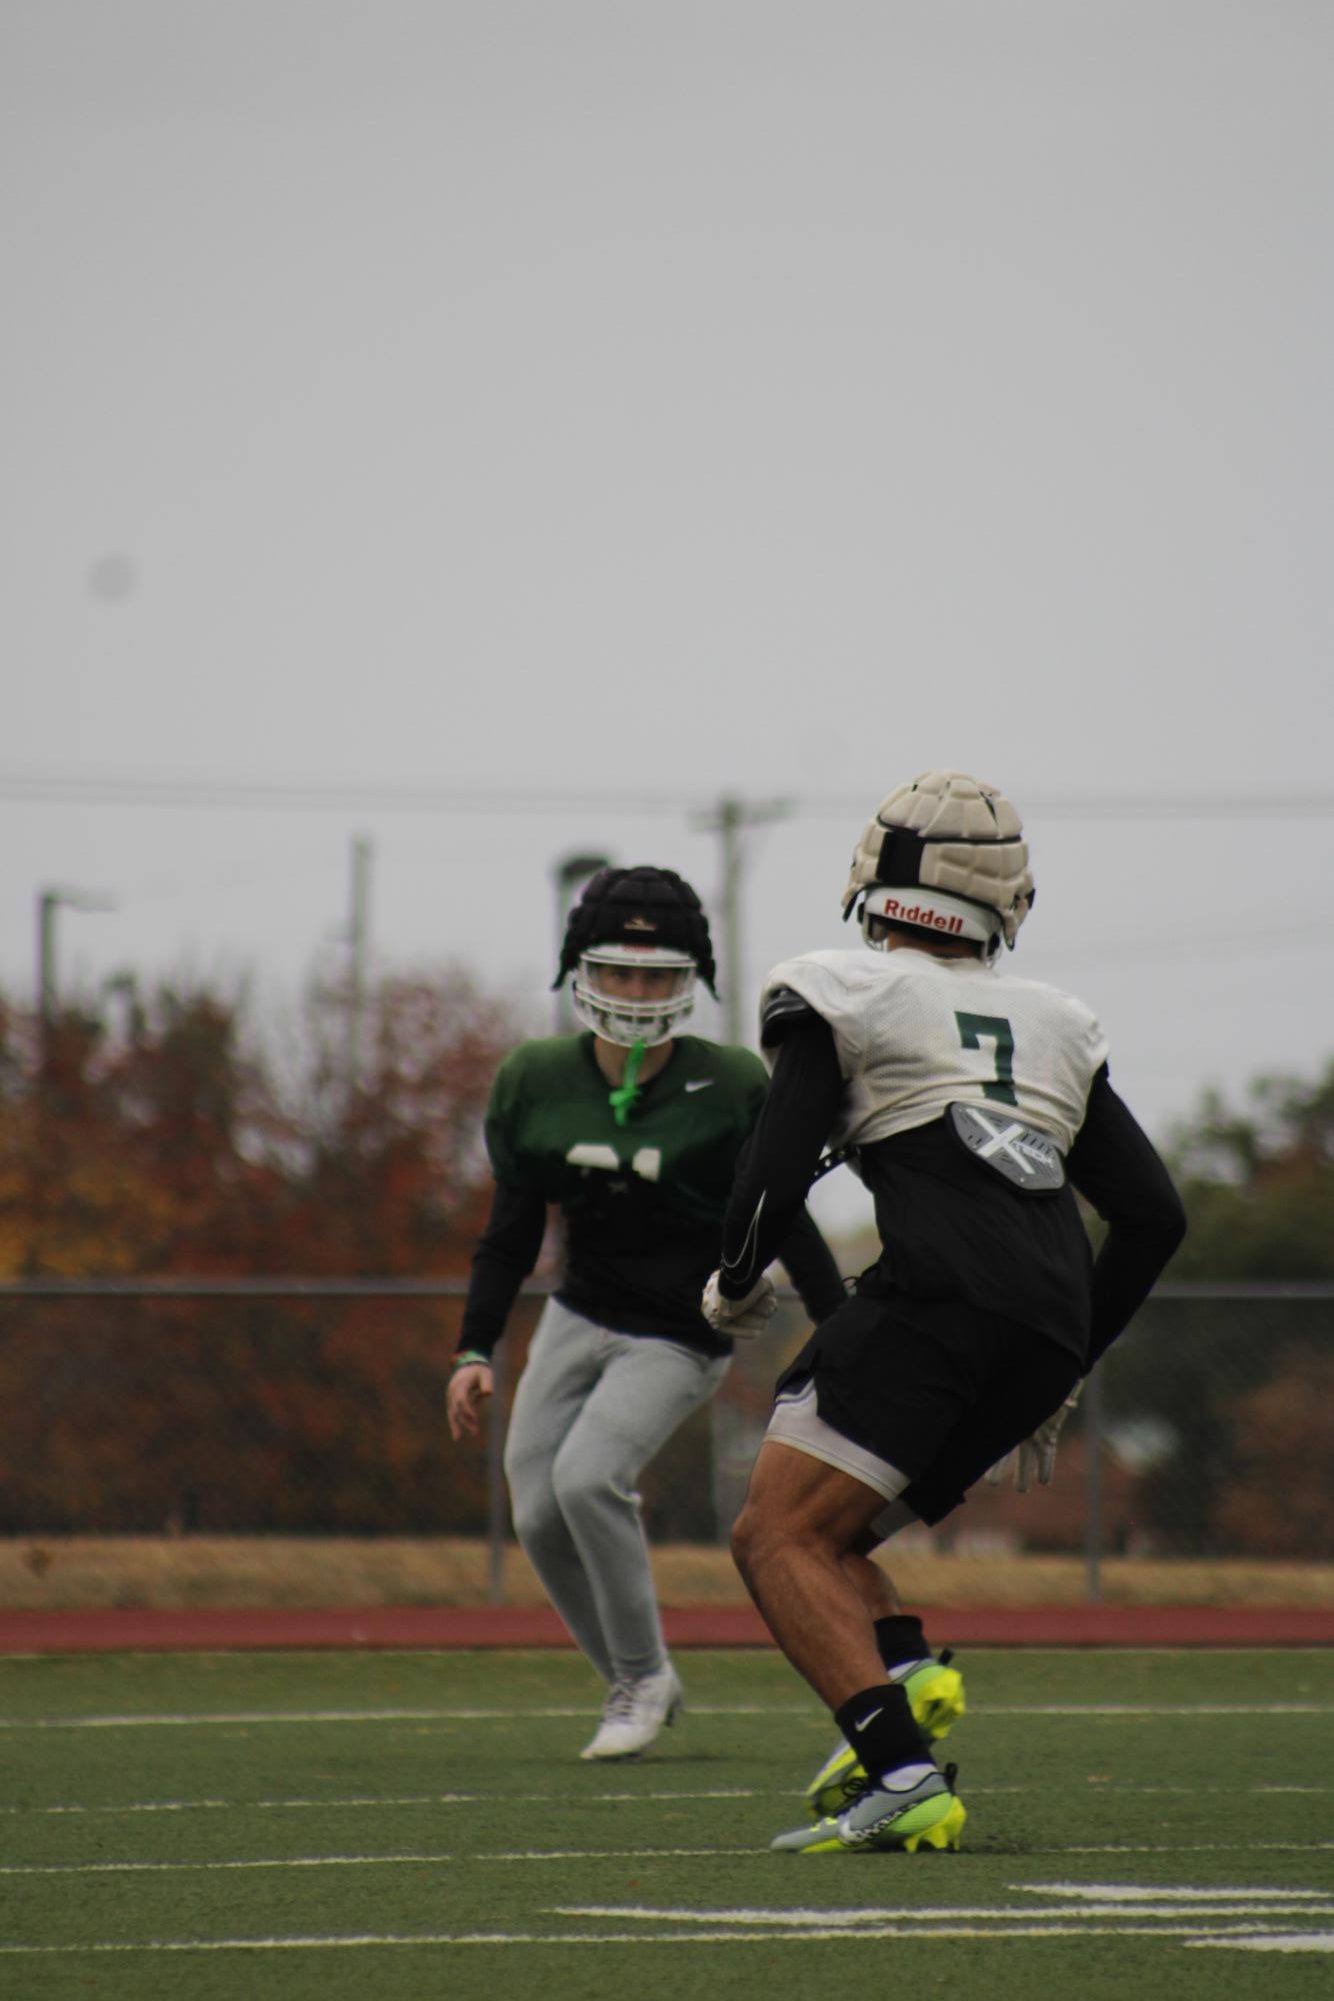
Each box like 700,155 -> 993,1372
986,1381 -> 1084,1494
701,1269 -> 777,1339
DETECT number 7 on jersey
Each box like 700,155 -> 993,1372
954,1011 -> 1017,1106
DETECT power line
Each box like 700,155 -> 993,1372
1,765 -> 1332,819
0,767 -> 685,815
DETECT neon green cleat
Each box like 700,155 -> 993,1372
804,1652 -> 966,1822
774,1765 -> 966,1854
903,1651 -> 967,1741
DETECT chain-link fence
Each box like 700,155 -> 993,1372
2,1281 -> 1331,1598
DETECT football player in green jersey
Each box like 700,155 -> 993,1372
448,865 -> 845,1760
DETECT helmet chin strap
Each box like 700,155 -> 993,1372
608,1039 -> 648,1126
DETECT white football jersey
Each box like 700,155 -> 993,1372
761,945 -> 1108,1155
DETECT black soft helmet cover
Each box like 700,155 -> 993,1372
554,865 -> 718,995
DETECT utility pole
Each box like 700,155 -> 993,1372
552,852 -> 611,1031
692,796 -> 791,1044
346,834 -> 373,1089
36,885 -> 116,1027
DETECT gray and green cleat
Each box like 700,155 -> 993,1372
774,1764 -> 965,1854
804,1652 -> 966,1821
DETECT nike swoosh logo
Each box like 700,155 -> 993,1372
684,1079 -> 715,1092
852,1707 -> 884,1732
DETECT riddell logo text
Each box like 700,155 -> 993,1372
882,898 -> 964,934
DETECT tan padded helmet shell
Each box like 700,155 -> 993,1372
841,769 -> 1035,949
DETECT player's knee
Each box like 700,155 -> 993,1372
550,1457 -> 625,1527
730,1496 -> 775,1582
729,1506 -> 753,1583
508,1480 -> 566,1553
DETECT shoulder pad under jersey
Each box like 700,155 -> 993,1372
760,984 -> 824,1049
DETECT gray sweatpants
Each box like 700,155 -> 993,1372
503,1299 -> 729,1684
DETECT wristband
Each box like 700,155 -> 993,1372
451,1350 -> 492,1372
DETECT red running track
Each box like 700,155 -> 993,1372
2,1603 -> 1333,1653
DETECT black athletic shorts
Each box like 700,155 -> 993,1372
774,1287 -> 1082,1528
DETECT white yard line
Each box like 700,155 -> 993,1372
1027,1882 -> 1334,1901
6,1782 -> 1327,1822
0,1788 -> 766,1818
984,1703 -> 1333,1717
3,1879 -> 1334,1956
1188,1935 -> 1334,1952
0,1704 -> 815,1730
1,1699 -> 1330,1731
558,1899 -> 1334,1923
1059,1841 -> 1334,1855
1,1923 -> 1332,1955
4,1838 -> 1334,1871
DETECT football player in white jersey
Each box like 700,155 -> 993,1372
702,771 -> 1186,1853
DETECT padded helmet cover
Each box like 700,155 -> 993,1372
842,770 -> 1034,950
554,865 -> 718,994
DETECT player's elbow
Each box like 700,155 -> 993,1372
1114,1185 -> 1188,1275
1155,1187 -> 1188,1263
1132,1194 -> 1188,1294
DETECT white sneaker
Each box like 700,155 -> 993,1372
579,1661 -> 683,1760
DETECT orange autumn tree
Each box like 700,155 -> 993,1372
0,983 -> 288,1277
0,967 -> 525,1534
295,968 -> 510,1272
259,968 -> 530,1530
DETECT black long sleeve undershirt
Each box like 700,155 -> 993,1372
1066,1068 -> 1187,1364
457,1179 -> 548,1359
719,1018 -> 845,1299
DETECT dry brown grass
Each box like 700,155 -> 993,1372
3,1536 -> 1334,1612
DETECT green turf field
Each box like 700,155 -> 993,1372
2,1647 -> 1332,2000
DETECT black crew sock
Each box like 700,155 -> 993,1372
834,1683 -> 931,1788
873,1614 -> 930,1671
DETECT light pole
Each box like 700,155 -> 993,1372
346,834 -> 373,1089
36,886 -> 117,1025
552,852 -> 611,1031
692,796 -> 791,1045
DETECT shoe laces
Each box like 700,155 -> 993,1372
602,1679 -> 635,1721
842,1772 -> 876,1808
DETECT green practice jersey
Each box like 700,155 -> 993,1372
485,1032 -> 770,1349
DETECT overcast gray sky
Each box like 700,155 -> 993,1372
3,1 -> 1330,1228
